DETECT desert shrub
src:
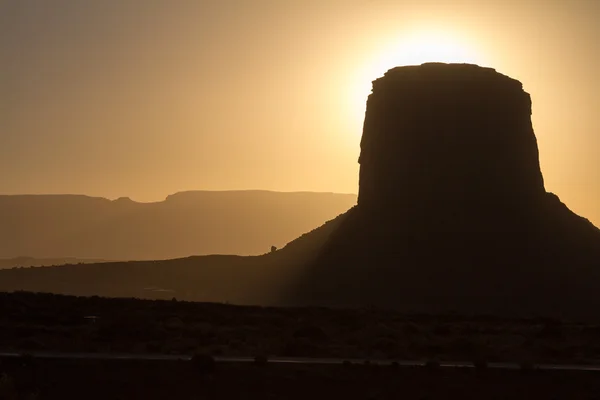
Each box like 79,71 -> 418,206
473,358 -> 488,370
433,324 -> 452,336
536,323 -> 564,340
17,337 -> 46,351
292,325 -> 328,342
402,323 -> 422,335
424,359 -> 441,371
581,324 -> 600,337
420,343 -> 443,358
519,360 -> 536,371
448,337 -> 478,357
281,338 -> 318,357
146,341 -> 163,353
520,337 -> 534,348
97,313 -> 164,341
14,327 -> 38,338
0,373 -> 17,400
164,316 -> 185,330
254,355 -> 268,366
167,337 -> 198,354
191,353 -> 216,375
458,324 -> 480,335
372,337 -> 397,354
539,344 -> 567,360
18,354 -> 36,368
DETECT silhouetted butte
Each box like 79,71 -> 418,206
287,63 -> 600,319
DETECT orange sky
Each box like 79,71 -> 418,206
1,0 -> 599,225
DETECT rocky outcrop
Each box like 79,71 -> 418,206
358,63 -> 544,215
288,63 -> 600,319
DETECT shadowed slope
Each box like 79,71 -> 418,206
0,211 -> 348,304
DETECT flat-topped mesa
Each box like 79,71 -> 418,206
358,63 -> 545,216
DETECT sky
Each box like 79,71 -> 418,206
1,0 -> 599,225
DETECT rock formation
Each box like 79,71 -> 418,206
288,63 -> 600,319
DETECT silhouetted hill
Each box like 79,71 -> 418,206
0,209 -> 347,303
0,257 -> 111,269
0,191 -> 356,260
287,63 -> 600,319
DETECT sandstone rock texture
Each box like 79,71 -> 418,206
290,63 -> 600,319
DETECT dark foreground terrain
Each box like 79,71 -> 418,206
3,292 -> 600,365
2,356 -> 600,399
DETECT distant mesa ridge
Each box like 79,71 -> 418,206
0,190 -> 356,262
288,62 -> 600,318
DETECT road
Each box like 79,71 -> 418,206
2,351 -> 600,371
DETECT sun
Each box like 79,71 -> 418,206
378,30 -> 483,69
344,28 -> 487,135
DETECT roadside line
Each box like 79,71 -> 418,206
1,351 -> 600,372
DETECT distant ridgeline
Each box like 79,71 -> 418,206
1,64 -> 599,320
0,257 -> 110,270
0,191 -> 356,261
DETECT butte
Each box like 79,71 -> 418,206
282,63 -> 600,319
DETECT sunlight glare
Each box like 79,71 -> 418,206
345,29 -> 487,137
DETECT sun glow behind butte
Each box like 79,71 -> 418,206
347,28 -> 489,133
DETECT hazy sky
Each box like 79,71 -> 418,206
1,0 -> 599,224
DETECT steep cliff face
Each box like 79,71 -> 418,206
358,63 -> 544,216
288,63 -> 600,319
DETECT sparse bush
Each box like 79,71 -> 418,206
191,353 -> 216,375
146,341 -> 163,353
164,316 -> 185,330
293,325 -> 328,342
459,324 -> 480,335
402,323 -> 421,335
373,337 -> 397,354
0,373 -> 17,400
449,337 -> 478,356
433,325 -> 452,336
424,359 -> 440,371
519,361 -> 535,371
473,358 -> 488,370
17,337 -> 46,351
254,355 -> 268,366
536,322 -> 564,340
281,338 -> 318,357
97,313 -> 165,341
19,353 -> 35,368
